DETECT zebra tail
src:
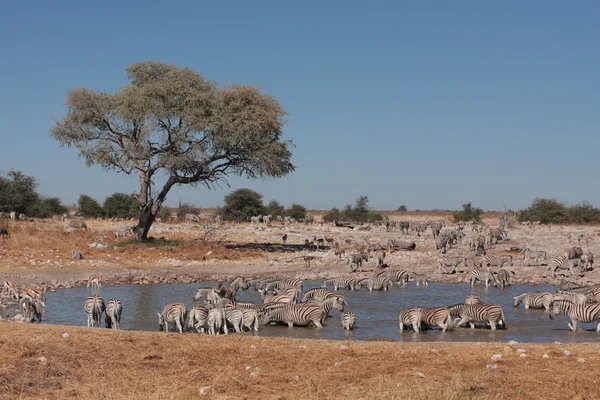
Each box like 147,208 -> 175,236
499,309 -> 507,330
445,313 -> 454,331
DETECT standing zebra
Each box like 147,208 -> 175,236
454,303 -> 507,330
479,255 -> 513,269
105,299 -> 122,330
399,308 -> 423,332
188,304 -> 209,333
356,275 -> 391,291
438,257 -> 468,274
496,268 -> 514,289
207,308 -> 228,335
84,294 -> 105,328
465,294 -> 482,304
258,304 -> 327,328
548,257 -> 584,278
321,277 -> 358,291
157,302 -> 187,333
513,292 -> 553,310
302,288 -> 346,304
469,269 -> 498,288
419,307 -> 453,332
549,300 -> 600,332
376,269 -> 409,286
224,308 -> 245,333
347,253 -> 370,272
341,311 -> 356,330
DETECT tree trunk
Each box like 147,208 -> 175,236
135,203 -> 156,241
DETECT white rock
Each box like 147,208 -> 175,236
250,344 -> 256,349
430,348 -> 438,353
486,364 -> 498,369
293,376 -> 300,381
414,372 -> 425,378
508,340 -> 519,346
577,358 -> 585,363
62,333 -> 71,338
543,354 -> 549,359
334,360 -> 347,367
199,386 -> 211,395
340,345 -> 348,350
520,353 -> 527,358
517,349 -> 526,353
38,357 -> 48,366
554,341 -> 562,345
245,366 -> 252,371
563,350 -> 572,356
250,371 -> 260,377
206,251 -> 213,255
491,354 -> 502,361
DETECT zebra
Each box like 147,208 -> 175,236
375,250 -> 386,268
261,286 -> 299,304
68,220 -> 88,231
513,292 -> 553,309
388,239 -> 416,251
522,250 -> 547,266
548,257 -> 584,278
469,269 -> 497,288
549,300 -> 600,332
302,288 -> 346,304
312,297 -> 345,323
188,304 -> 209,333
321,277 -> 358,291
193,288 -> 221,304
356,275 -> 391,291
435,236 -> 448,254
376,269 -> 409,286
564,246 -> 584,260
21,296 -> 43,323
157,302 -> 187,333
184,214 -> 200,223
409,273 -> 429,287
582,252 -> 594,271
341,311 -> 356,330
465,294 -> 482,305
84,294 -> 105,328
454,303 -> 507,330
263,278 -> 303,293
224,308 -> 245,333
479,255 -> 513,269
250,216 -> 261,224
496,268 -> 514,289
438,257 -> 468,274
207,308 -> 228,335
105,299 -> 122,330
238,308 -> 260,331
399,308 -> 423,332
552,291 -> 591,305
347,253 -> 370,272
419,307 -> 453,332
258,304 -> 327,328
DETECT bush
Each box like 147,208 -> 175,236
568,202 -> 600,224
265,200 -> 285,218
103,193 -> 139,218
78,194 -> 104,217
519,198 -> 600,224
323,196 -> 383,223
286,204 -> 306,220
29,197 -> 68,218
397,205 -> 407,212
453,203 -> 483,222
323,207 -> 342,223
219,189 -> 266,221
0,170 -> 40,213
177,202 -> 200,219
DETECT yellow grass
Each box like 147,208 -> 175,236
2,323 -> 599,400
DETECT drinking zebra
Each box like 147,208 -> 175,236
419,307 -> 453,332
321,277 -> 358,291
513,292 -> 553,309
454,303 -> 507,330
465,294 -> 481,304
399,308 -> 423,332
341,311 -> 356,330
549,300 -> 600,332
302,288 -> 346,304
496,268 -> 514,289
548,257 -> 584,278
258,304 -> 327,328
469,269 -> 497,288
105,299 -> 122,330
376,269 -> 409,286
410,273 -> 429,287
356,275 -> 391,291
21,296 -> 43,323
157,302 -> 187,333
84,294 -> 105,328
438,257 -> 468,274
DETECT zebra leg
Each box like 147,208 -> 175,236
313,320 -> 324,328
399,321 -> 404,331
489,320 -> 497,330
412,322 -> 420,333
570,320 -> 577,332
176,321 -> 183,333
469,322 -> 475,329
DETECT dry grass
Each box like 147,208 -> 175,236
1,323 -> 600,400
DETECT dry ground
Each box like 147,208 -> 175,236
2,322 -> 600,400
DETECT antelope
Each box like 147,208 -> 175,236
87,276 -> 101,290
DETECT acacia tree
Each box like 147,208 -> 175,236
51,62 -> 294,240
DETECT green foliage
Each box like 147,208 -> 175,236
397,205 -> 407,212
50,61 -> 295,240
29,197 -> 68,218
519,198 -> 600,224
78,194 -> 104,217
265,200 -> 285,217
453,203 -> 483,222
103,193 -> 139,218
219,189 -> 266,221
324,196 -> 383,223
0,170 -> 39,213
286,204 -> 306,220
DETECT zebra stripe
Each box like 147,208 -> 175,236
553,291 -> 590,305
157,302 -> 187,333
347,253 -> 369,272
548,257 -> 583,278
357,275 -> 391,292
438,257 -> 468,274
224,308 -> 244,333
469,269 -> 497,288
84,295 -> 105,328
465,294 -> 481,305
207,308 -> 228,335
188,304 -> 209,333
513,292 -> 553,309
258,304 -> 327,328
549,300 -> 600,332
399,308 -> 422,332
376,269 -> 409,286
496,268 -> 513,289
105,299 -> 122,330
455,303 -> 507,330
420,307 -> 452,332
322,277 -> 358,291
302,288 -> 346,304
341,311 -> 356,330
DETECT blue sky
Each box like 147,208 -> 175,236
1,1 -> 598,211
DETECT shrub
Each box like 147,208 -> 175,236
453,203 -> 483,222
78,194 -> 104,217
286,204 -> 307,220
28,197 -> 68,218
568,202 -> 600,224
219,189 -> 266,221
323,207 -> 342,223
265,200 -> 285,218
519,198 -> 569,224
103,193 -> 139,218
397,205 -> 407,212
323,196 -> 383,223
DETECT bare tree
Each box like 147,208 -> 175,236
51,62 -> 294,240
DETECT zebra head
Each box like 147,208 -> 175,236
513,293 -> 525,308
157,312 -> 165,331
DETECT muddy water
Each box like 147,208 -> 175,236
33,281 -> 600,342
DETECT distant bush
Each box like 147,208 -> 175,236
177,202 -> 201,219
397,205 -> 407,212
219,189 -> 266,221
286,204 -> 307,220
323,196 -> 383,223
519,198 -> 600,224
323,207 -> 342,223
265,200 -> 285,217
453,203 -> 483,222
29,197 -> 68,218
78,194 -> 104,217
103,193 -> 138,218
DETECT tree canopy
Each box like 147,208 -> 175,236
219,189 -> 266,221
51,61 -> 294,239
103,193 -> 139,218
78,194 -> 104,217
453,202 -> 483,222
0,171 -> 67,218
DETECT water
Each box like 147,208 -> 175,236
33,281 -> 600,343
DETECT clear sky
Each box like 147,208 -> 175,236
1,1 -> 598,211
